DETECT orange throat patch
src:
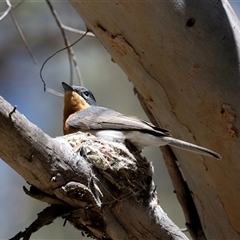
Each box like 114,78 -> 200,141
63,91 -> 90,134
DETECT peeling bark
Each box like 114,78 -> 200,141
69,1 -> 240,239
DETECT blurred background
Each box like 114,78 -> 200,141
0,1 -> 239,239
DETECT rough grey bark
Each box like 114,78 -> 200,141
69,1 -> 240,239
0,96 -> 188,239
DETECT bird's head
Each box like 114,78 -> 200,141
62,82 -> 97,119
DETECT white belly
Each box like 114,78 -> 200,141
91,130 -> 169,150
93,130 -> 126,143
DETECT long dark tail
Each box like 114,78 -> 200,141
162,137 -> 221,159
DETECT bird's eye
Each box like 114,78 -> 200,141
83,91 -> 89,97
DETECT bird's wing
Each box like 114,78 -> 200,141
67,106 -> 170,137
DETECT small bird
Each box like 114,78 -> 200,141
62,82 -> 221,159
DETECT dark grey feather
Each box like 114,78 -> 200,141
67,106 -> 170,137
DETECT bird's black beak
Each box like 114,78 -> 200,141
62,82 -> 73,92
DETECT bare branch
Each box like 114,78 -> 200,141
40,30 -> 87,92
9,205 -> 72,240
10,11 -> 37,64
46,0 -> 83,86
0,0 -> 11,21
61,25 -> 95,37
0,95 -> 188,239
0,0 -> 24,16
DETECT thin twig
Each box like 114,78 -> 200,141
0,0 -> 12,21
10,11 -> 37,64
46,87 -> 64,97
0,0 -> 24,14
46,0 -> 84,86
12,0 -> 25,10
40,31 -> 88,92
0,0 -> 37,64
46,0 -> 73,83
9,205 -> 72,240
61,25 -> 95,37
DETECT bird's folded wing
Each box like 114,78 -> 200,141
67,106 -> 170,137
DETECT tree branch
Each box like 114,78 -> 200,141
69,1 -> 240,239
0,96 -> 188,239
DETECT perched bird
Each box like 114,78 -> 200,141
62,82 -> 221,159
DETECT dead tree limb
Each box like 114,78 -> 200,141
0,96 -> 188,239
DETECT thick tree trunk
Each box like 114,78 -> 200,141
69,1 -> 240,239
